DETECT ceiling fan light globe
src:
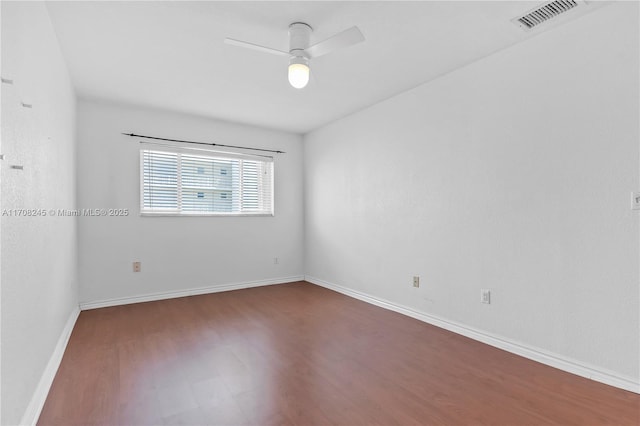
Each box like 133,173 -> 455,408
288,63 -> 310,89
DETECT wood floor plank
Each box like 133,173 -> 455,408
38,281 -> 639,425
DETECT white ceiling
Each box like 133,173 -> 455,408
46,1 -> 607,134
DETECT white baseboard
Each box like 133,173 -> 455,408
20,305 -> 80,426
305,275 -> 640,394
79,275 -> 305,310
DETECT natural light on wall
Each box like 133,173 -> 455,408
140,148 -> 274,216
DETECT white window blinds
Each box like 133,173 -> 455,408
140,147 -> 273,216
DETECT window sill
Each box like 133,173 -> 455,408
140,212 -> 274,217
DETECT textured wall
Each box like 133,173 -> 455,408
1,2 -> 78,424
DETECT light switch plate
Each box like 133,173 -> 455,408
481,289 -> 491,304
632,192 -> 640,210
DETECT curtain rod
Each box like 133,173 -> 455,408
122,133 -> 285,154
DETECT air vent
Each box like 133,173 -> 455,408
513,0 -> 584,30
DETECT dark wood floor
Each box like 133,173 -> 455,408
39,281 -> 638,425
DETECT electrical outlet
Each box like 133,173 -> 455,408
133,261 -> 141,273
413,276 -> 420,288
481,289 -> 491,304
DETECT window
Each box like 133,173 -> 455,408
140,147 -> 273,216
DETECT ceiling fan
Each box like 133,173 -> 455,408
225,22 -> 365,89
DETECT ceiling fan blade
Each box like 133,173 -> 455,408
224,38 -> 289,57
305,26 -> 364,59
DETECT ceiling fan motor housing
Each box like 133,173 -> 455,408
288,22 -> 312,58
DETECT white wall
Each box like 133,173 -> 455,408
305,2 -> 639,384
1,2 -> 78,424
77,100 -> 304,305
